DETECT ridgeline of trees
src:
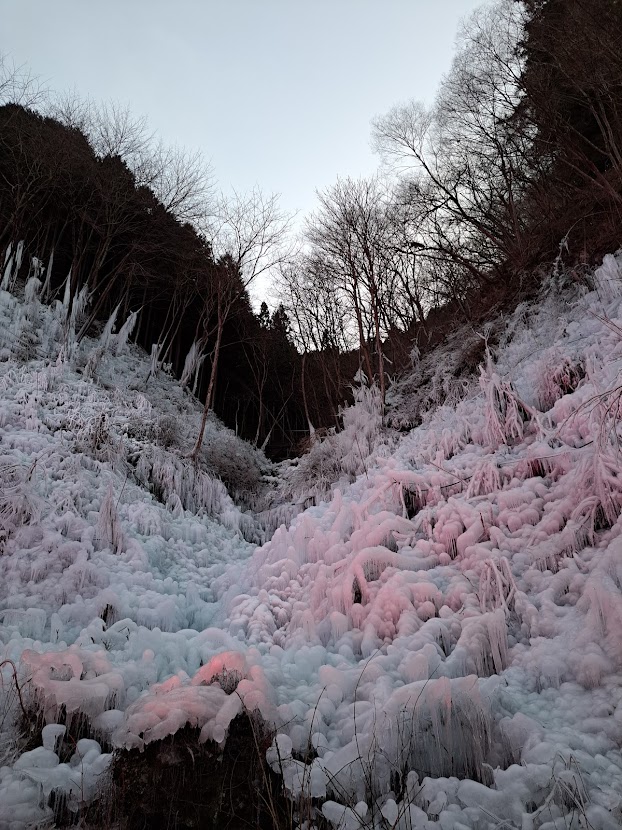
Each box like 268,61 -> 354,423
0,85 -> 306,458
1,0 -> 622,457
282,0 -> 622,423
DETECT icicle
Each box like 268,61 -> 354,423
24,276 -> 42,304
72,283 -> 90,324
41,249 -> 54,301
113,310 -> 139,355
60,281 -> 90,361
97,482 -> 125,553
149,343 -> 160,377
1,251 -> 13,291
14,240 -> 23,278
181,340 -> 200,387
28,256 -> 43,281
260,429 -> 272,452
99,303 -> 120,349
62,269 -> 72,311
2,240 -> 24,290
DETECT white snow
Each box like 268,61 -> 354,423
2,253 -> 622,827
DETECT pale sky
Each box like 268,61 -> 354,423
2,1 -> 486,224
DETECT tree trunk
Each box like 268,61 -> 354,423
191,318 -> 223,460
300,351 -> 315,436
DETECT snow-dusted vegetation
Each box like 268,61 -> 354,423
1,253 -> 622,828
4,0 -> 622,825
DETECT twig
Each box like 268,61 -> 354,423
0,659 -> 29,720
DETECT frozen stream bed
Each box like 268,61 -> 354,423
2,258 -> 622,828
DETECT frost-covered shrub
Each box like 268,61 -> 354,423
96,482 -> 125,553
570,447 -> 622,543
466,459 -> 502,498
593,252 -> 622,302
202,429 -> 267,506
192,651 -> 248,694
82,305 -> 129,379
480,356 -> 537,448
536,350 -> 585,411
0,276 -> 44,364
139,447 -> 230,519
284,677 -> 497,811
82,344 -> 106,379
156,414 -> 179,448
382,676 -> 494,783
74,413 -> 121,465
56,282 -> 90,363
122,416 -> 156,444
279,384 -> 392,505
0,459 -> 40,545
387,324 -> 485,430
180,340 -> 205,392
14,301 -> 42,364
279,431 -> 344,505
13,324 -> 40,363
254,501 -> 302,537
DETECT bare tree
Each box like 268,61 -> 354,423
382,192 -> 431,334
45,87 -> 93,133
0,54 -> 46,109
49,92 -> 214,227
305,176 -> 395,407
278,255 -> 350,431
190,188 -> 293,460
50,94 -> 153,165
372,0 -> 534,290
89,100 -> 152,163
136,141 -> 215,226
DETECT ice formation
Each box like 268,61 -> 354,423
1,254 -> 622,827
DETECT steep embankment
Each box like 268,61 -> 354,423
2,258 -> 622,829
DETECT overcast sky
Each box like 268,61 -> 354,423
3,0 -> 486,224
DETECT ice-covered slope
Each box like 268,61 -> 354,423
0,278 -> 273,825
2,258 -> 622,829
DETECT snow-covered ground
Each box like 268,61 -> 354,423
2,257 -> 622,829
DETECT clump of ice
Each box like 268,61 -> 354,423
2,253 -> 622,827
